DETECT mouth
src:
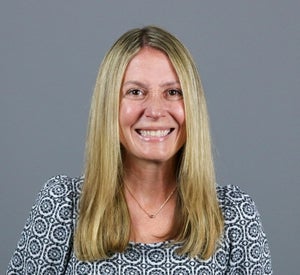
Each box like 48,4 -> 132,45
136,128 -> 174,138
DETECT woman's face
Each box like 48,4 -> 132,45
119,47 -> 186,164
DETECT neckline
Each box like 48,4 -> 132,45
128,240 -> 172,247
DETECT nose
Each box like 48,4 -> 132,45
144,93 -> 167,119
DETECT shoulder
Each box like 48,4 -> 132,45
216,184 -> 262,227
217,184 -> 252,203
37,175 -> 83,202
25,175 -> 84,229
215,186 -> 272,272
217,184 -> 257,213
7,175 -> 84,273
216,184 -> 264,242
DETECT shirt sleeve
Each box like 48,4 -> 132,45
6,175 -> 77,275
221,185 -> 273,274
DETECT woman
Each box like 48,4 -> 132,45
7,26 -> 272,274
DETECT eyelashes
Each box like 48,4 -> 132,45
124,88 -> 183,101
167,89 -> 183,97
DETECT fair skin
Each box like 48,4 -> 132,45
119,47 -> 186,243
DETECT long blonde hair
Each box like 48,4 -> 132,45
75,26 -> 223,260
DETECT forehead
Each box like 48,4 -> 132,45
123,47 -> 179,84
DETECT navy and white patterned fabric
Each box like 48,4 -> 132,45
7,175 -> 272,274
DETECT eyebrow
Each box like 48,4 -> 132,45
160,81 -> 181,88
122,81 -> 148,89
122,80 -> 181,88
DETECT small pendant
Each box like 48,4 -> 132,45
149,214 -> 155,218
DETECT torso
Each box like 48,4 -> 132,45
7,176 -> 272,275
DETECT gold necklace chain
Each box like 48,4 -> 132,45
125,184 -> 177,219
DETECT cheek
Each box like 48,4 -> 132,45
119,102 -> 141,132
175,102 -> 185,126
119,103 -> 132,127
175,103 -> 186,142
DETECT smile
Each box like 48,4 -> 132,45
136,129 -> 173,137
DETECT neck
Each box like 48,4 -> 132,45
123,158 -> 177,195
122,157 -> 178,239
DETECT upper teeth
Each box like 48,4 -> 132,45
139,130 -> 170,137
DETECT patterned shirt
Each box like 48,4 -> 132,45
7,175 -> 272,274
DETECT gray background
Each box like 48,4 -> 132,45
1,1 -> 299,273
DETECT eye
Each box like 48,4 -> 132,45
166,89 -> 183,100
124,89 -> 145,99
128,89 -> 143,96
